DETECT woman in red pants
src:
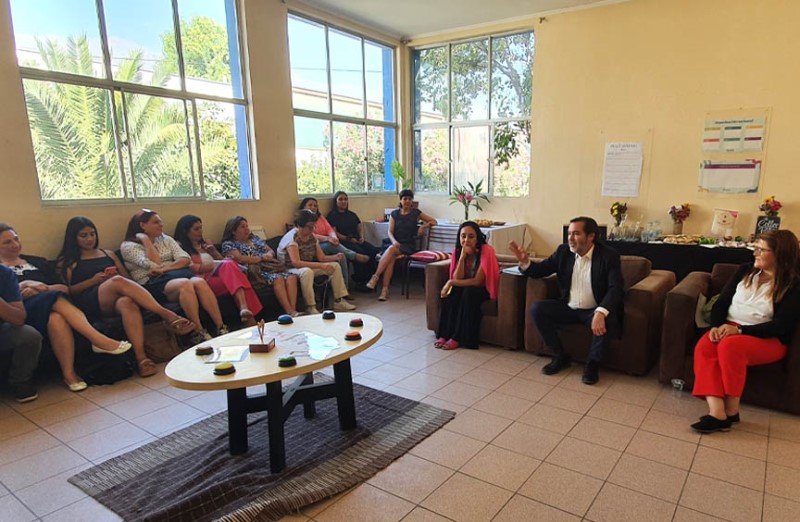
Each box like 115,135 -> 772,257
691,230 -> 800,433
173,215 -> 262,327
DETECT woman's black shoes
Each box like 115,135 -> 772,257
691,415 -> 732,433
727,413 -> 740,423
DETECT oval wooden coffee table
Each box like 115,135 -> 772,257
166,312 -> 382,472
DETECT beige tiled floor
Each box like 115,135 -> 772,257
2,287 -> 800,521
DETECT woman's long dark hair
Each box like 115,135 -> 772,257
453,221 -> 486,260
299,197 -> 320,216
174,215 -> 202,255
124,209 -> 158,242
222,215 -> 249,244
332,191 -> 348,212
56,216 -> 97,280
744,229 -> 800,302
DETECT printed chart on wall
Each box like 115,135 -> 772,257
702,117 -> 765,152
601,142 -> 643,197
699,159 -> 761,193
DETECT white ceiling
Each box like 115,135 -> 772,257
299,0 -> 617,39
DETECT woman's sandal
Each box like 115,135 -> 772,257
378,287 -> 389,301
442,339 -> 459,350
434,337 -> 447,349
165,317 -> 195,335
239,309 -> 256,326
138,358 -> 157,378
366,274 -> 379,290
65,379 -> 88,392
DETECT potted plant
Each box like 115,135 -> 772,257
449,180 -> 490,221
668,203 -> 691,234
391,160 -> 412,193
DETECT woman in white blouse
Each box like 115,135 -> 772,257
120,209 -> 226,345
691,230 -> 800,433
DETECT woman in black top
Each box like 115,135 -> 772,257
365,189 -> 436,300
0,223 -> 131,391
326,191 -> 379,289
57,216 -> 195,377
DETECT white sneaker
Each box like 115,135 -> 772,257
333,298 -> 356,311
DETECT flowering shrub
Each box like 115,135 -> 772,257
759,196 -> 782,217
610,201 -> 628,226
449,180 -> 490,221
669,203 -> 691,223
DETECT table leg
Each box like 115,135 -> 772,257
227,388 -> 248,454
333,359 -> 357,430
302,373 -> 316,419
265,380 -> 286,473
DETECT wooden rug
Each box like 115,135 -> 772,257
69,380 -> 454,522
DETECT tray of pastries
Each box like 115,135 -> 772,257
662,234 -> 703,245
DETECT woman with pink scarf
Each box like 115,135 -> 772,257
435,221 -> 500,350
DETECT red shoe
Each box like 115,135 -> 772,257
434,337 -> 447,349
442,339 -> 459,350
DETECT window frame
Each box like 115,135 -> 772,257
411,30 -> 534,197
288,11 -> 399,197
13,0 -> 254,205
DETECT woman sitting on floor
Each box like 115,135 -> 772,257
0,223 -> 131,391
56,216 -> 195,377
220,215 -> 303,317
120,209 -> 227,345
174,215 -> 261,327
366,189 -> 436,301
277,210 -> 356,313
690,229 -> 800,433
326,191 -> 379,291
435,221 -> 500,351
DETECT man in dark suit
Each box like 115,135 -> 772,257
509,216 -> 623,384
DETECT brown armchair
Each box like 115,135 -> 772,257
659,263 -> 800,414
524,255 -> 675,375
425,255 -> 526,349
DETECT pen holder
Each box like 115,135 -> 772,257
250,338 -> 275,353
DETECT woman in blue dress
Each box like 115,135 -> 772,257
0,223 -> 131,391
366,189 -> 436,300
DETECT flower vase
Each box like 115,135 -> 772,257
464,207 -> 470,222
672,221 -> 683,235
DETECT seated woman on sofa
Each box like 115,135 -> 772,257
690,229 -> 800,433
120,209 -> 227,345
56,216 -> 195,377
366,189 -> 436,301
174,215 -> 261,327
326,191 -> 379,290
277,210 -> 356,313
299,197 -> 369,289
435,221 -> 500,351
220,215 -> 302,317
0,223 -> 131,391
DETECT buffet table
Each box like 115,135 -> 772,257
607,241 -> 754,282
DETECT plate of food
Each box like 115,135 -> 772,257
493,221 -> 506,226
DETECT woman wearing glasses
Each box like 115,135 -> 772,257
690,230 -> 800,433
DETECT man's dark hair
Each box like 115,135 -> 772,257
570,216 -> 599,240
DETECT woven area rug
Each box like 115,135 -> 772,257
69,380 -> 454,522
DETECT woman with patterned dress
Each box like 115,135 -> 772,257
220,216 -> 302,317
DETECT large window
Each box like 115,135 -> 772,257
413,32 -> 534,197
288,14 -> 397,195
10,0 -> 252,202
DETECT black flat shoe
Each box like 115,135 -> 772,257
691,415 -> 732,434
582,360 -> 600,385
727,413 -> 740,423
542,355 -> 571,375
